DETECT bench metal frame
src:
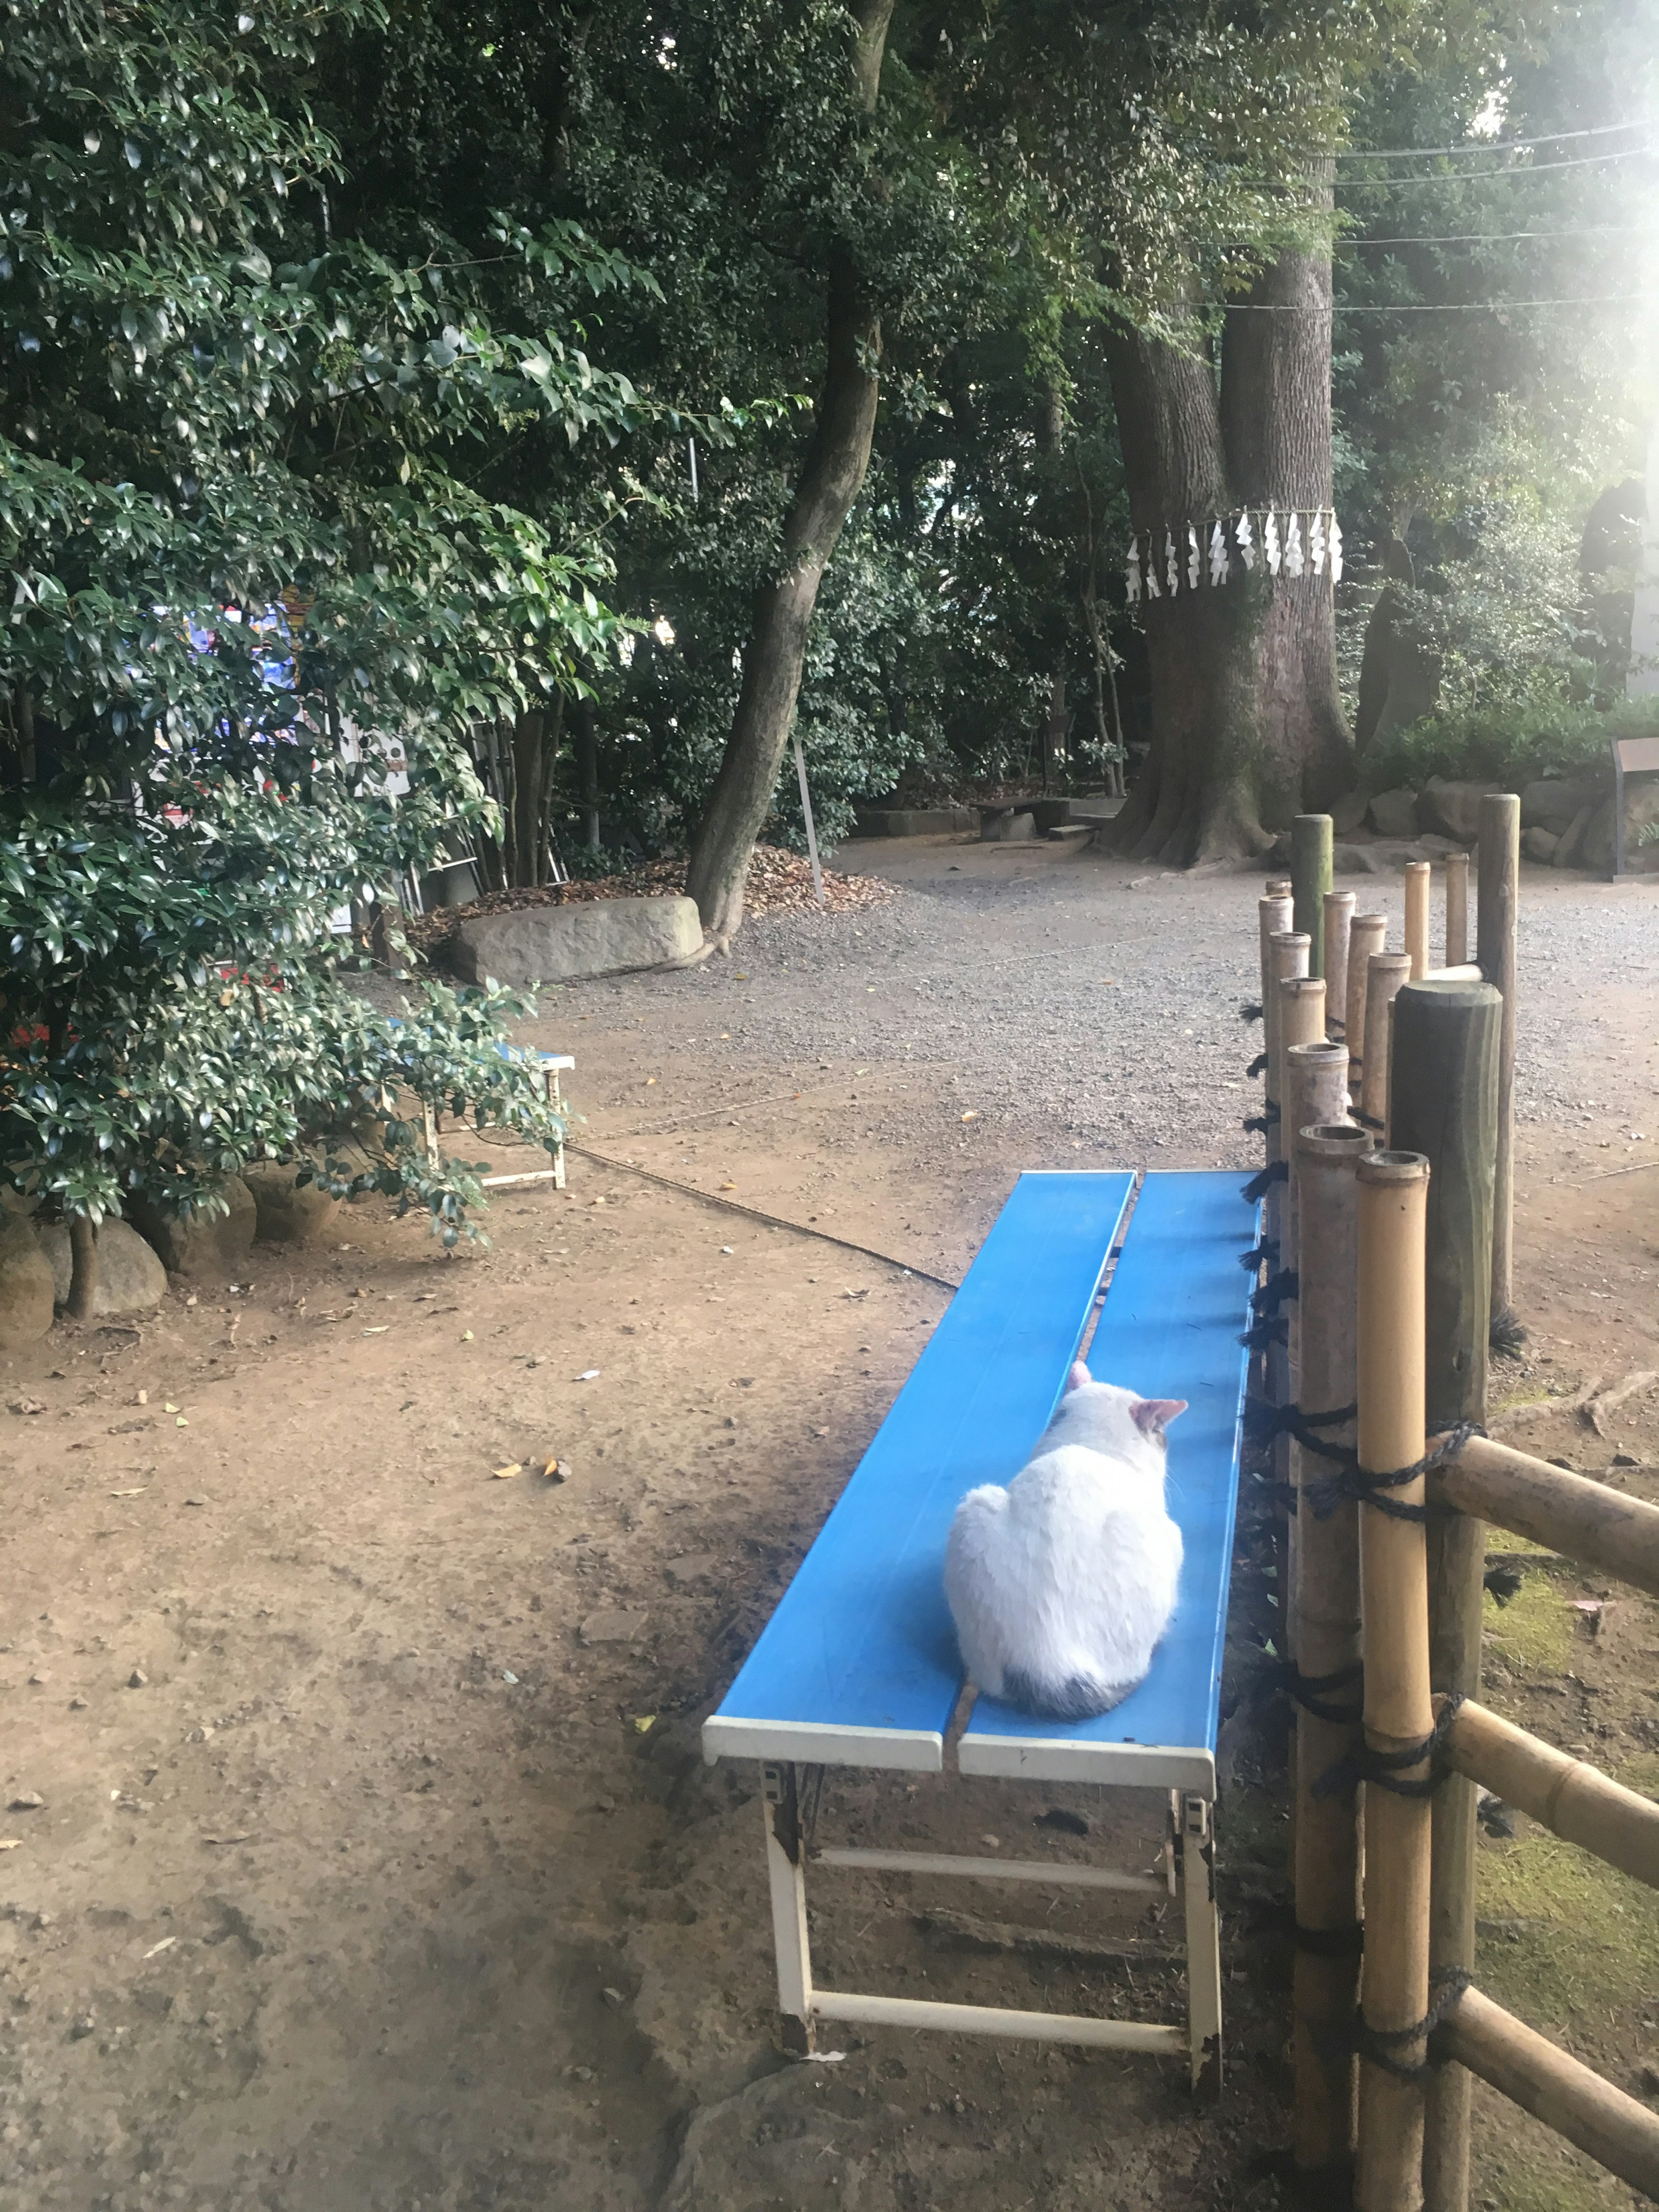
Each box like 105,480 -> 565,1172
759,1759 -> 1222,2089
420,1049 -> 572,1190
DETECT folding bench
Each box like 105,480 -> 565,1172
702,1170 -> 1257,2093
420,1042 -> 574,1190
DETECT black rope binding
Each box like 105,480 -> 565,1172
1294,1920 -> 1364,1958
1244,1103 -> 1282,1135
1246,1052 -> 1270,1079
1312,1694 -> 1466,1802
1275,1657 -> 1365,1724
1238,1239 -> 1281,1273
1240,1001 -> 1264,1023
1243,1397 -> 1357,1453
1300,1421 -> 1485,1525
1328,1969 -> 1474,2081
1240,1313 -> 1289,1352
1242,1158 -> 1289,1203
1252,1268 -> 1299,1316
1355,1109 -> 1386,1132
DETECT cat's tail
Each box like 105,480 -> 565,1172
1004,1665 -> 1138,1722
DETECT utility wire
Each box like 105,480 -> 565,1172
1330,118 -> 1652,159
1329,146 -> 1654,186
1227,293 -> 1657,312
1341,224 -> 1658,246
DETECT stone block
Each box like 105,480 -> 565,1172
451,895 -> 702,988
1522,826 -> 1559,863
981,809 -> 1036,842
1417,776 -> 1486,842
243,1165 -> 337,1245
1366,787 -> 1421,839
1332,843 -> 1384,874
1552,804 -> 1595,868
41,1218 -> 167,1316
0,1217 -> 54,1348
1521,777 -> 1602,835
127,1176 -> 257,1278
1331,788 -> 1370,834
855,807 -> 975,837
1580,795 -> 1618,877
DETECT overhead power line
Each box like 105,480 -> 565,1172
1342,223 -> 1659,246
1331,118 -> 1652,159
1331,146 -> 1654,186
1227,294 -> 1658,312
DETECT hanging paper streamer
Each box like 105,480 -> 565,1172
1124,509 -> 1341,603
1309,510 -> 1327,577
1209,521 -> 1229,587
1126,535 -> 1141,604
1264,511 -> 1282,576
1187,525 -> 1201,591
1164,529 -> 1179,598
1329,515 -> 1344,585
1236,511 -> 1255,572
1285,512 -> 1304,578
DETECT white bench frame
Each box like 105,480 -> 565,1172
756,1755 -> 1223,2094
420,1050 -> 572,1191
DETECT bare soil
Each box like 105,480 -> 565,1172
1,836 -> 1656,2212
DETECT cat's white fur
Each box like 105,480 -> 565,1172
943,1364 -> 1188,1720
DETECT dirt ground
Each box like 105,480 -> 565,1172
1,836 -> 1657,2212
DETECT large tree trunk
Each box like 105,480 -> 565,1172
684,0 -> 895,946
1110,201 -> 1354,865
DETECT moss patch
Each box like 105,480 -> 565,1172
1483,1570 -> 1575,1675
1477,1826 -> 1659,2017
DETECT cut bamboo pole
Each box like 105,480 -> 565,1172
1325,891 -> 1358,1042
1278,979 -> 1330,1193
1356,1149 -> 1433,2212
1346,914 -> 1389,1106
1268,928 -> 1312,1178
1291,1121 -> 1373,2180
1294,815 -> 1336,978
1260,892 -> 1296,1112
1268,876 -> 1293,898
1427,1435 -> 1659,1600
1476,795 -> 1520,1338
1433,1986 -> 1659,2199
1360,951 -> 1412,1137
1404,861 -> 1432,980
1388,979 -> 1501,2212
1438,1699 -> 1659,1890
1443,852 -> 1469,969
1285,1039 -> 1350,1292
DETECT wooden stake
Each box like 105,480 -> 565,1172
1346,914 -> 1389,1105
1428,1435 -> 1659,1601
1291,1122 -> 1373,2180
1433,1986 -> 1659,2199
1476,795 -> 1520,1337
1388,980 -> 1501,2212
1439,1698 -> 1659,1890
1360,952 -> 1412,1138
1325,891 -> 1357,1043
1404,861 -> 1431,980
1294,815 -> 1336,978
1443,852 -> 1469,969
1356,1149 -> 1433,2212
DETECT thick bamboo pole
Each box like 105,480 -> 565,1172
1268,929 -> 1312,1181
1325,891 -> 1358,1042
1404,861 -> 1432,980
1388,980 -> 1501,2212
1427,1436 -> 1659,1600
1443,852 -> 1469,969
1278,980 -> 1330,1193
1260,892 -> 1296,1113
1291,1122 -> 1373,2180
1285,1039 -> 1351,1293
1347,914 -> 1389,1105
1356,1150 -> 1433,2212
1476,795 -> 1520,1337
1433,1986 -> 1659,2198
1360,951 -> 1412,1137
1294,815 -> 1336,978
1439,1698 -> 1659,1889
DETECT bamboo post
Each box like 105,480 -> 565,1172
1428,1436 -> 1659,1599
1476,795 -> 1520,1340
1404,861 -> 1431,980
1387,980 -> 1501,2212
1278,979 -> 1330,1198
1291,1121 -> 1373,2181
1443,852 -> 1469,969
1260,891 -> 1296,1114
1346,913 -> 1389,1106
1433,1987 -> 1659,2198
1268,928 -> 1312,1169
1325,890 -> 1357,1043
1294,815 -> 1336,978
1356,1149 -> 1433,2212
1360,951 -> 1412,1137
1439,1699 -> 1659,1889
1281,1027 -> 1342,1506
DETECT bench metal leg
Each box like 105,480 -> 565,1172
549,1071 -> 566,1190
1180,1792 -> 1223,2098
763,1764 -> 815,2053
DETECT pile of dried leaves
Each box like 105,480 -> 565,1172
404,843 -> 898,953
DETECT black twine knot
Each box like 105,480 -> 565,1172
1329,1968 -> 1474,2080
1252,1268 -> 1299,1316
1243,1397 -> 1357,1457
1301,1421 -> 1485,1525
1240,1313 -> 1289,1352
1355,1109 -> 1386,1132
1246,1052 -> 1270,1080
1312,1694 -> 1467,1802
1242,1159 -> 1289,1203
1274,1656 -> 1364,1724
1240,1001 -> 1264,1023
1239,1239 -> 1281,1273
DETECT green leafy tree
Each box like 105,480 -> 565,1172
0,0 -> 646,1311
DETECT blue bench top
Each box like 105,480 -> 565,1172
702,1170 -> 1257,1792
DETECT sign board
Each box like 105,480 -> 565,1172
1613,734 -> 1659,877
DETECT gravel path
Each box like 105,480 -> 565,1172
556,840 -> 1659,1154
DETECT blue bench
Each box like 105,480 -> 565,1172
702,1169 -> 1257,2092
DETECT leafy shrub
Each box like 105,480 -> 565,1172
1366,695 -> 1659,797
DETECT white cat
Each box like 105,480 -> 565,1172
944,1365 -> 1188,1720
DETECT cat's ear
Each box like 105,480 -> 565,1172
1131,1397 -> 1188,1437
1065,1361 -> 1092,1393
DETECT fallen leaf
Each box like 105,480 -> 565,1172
10,1399 -> 44,1416
492,1463 -> 523,1480
175,1416 -> 189,1427
960,1110 -> 979,1123
632,1714 -> 656,1734
0,1840 -> 19,1851
461,1329 -> 474,1342
110,1487 -> 146,1498
575,1368 -> 600,1381
182,1496 -> 209,1507
842,1287 -> 870,1301
502,1669 -> 519,1684
362,1325 -> 390,1335
164,1402 -> 180,1414
142,1936 -> 176,1960
543,1459 -> 566,1484
720,1182 -> 737,1191
200,1832 -> 256,1846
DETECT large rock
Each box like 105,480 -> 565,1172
451,895 -> 701,987
242,1164 -> 336,1246
1417,777 -> 1485,842
0,1217 -> 54,1348
1521,776 -> 1603,835
980,808 -> 1036,842
126,1176 -> 256,1278
1331,788 -> 1370,834
853,806 -> 975,837
1522,826 -> 1560,863
1333,842 -> 1385,874
1367,787 -> 1421,839
41,1218 -> 167,1316
1581,795 -> 1619,877
1552,804 -> 1595,869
